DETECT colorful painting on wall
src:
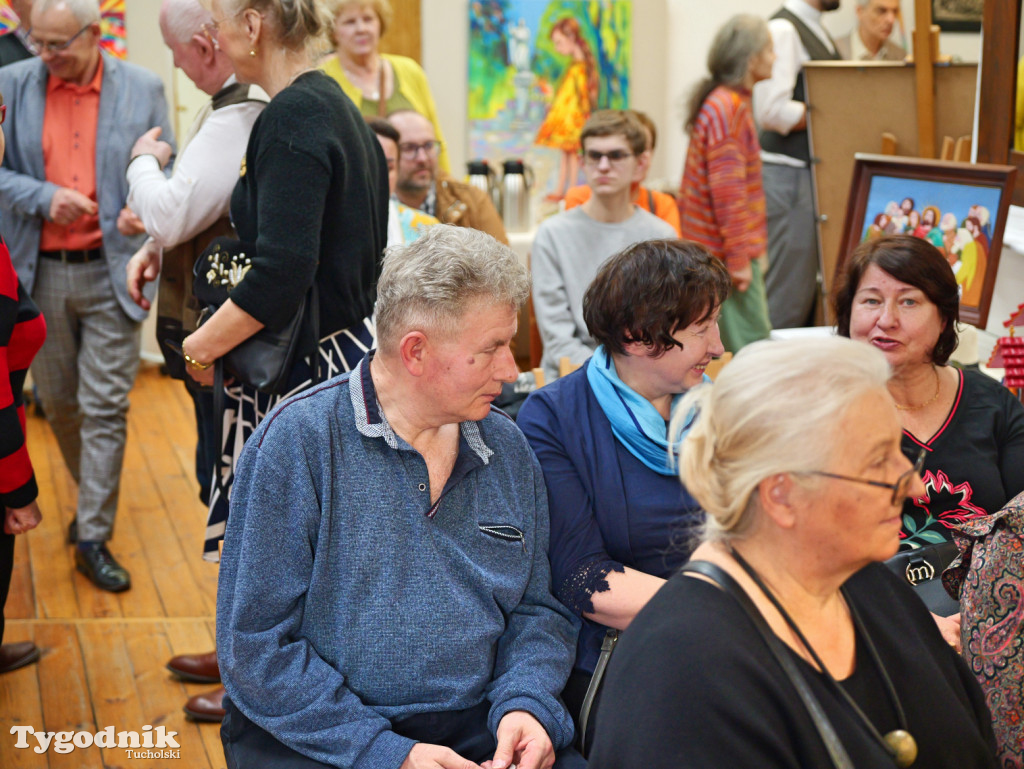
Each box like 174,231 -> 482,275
468,0 -> 631,215
0,0 -> 127,58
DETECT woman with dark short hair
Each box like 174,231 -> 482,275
518,238 -> 730,753
834,234 -> 1024,645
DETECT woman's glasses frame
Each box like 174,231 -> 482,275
807,448 -> 927,506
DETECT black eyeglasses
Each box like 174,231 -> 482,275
398,140 -> 442,157
582,149 -> 634,165
808,448 -> 926,505
28,23 -> 92,55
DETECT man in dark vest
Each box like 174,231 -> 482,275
753,0 -> 840,329
123,0 -> 266,725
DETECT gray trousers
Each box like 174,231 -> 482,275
31,257 -> 140,542
763,163 -> 820,329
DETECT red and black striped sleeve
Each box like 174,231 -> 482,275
0,243 -> 45,510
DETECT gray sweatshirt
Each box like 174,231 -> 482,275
531,206 -> 676,381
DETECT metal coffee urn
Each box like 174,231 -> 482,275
501,159 -> 532,233
466,159 -> 500,210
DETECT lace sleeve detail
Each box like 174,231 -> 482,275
557,558 -> 625,617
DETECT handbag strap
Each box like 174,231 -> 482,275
577,629 -> 618,758
681,560 -> 856,769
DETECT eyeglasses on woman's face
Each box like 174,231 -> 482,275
807,448 -> 927,506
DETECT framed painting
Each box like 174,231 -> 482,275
838,154 -> 1017,328
931,0 -> 983,33
468,1 -> 631,212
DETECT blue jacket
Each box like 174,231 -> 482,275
0,53 -> 174,322
519,362 -> 704,674
217,357 -> 579,769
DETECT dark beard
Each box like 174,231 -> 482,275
819,0 -> 840,10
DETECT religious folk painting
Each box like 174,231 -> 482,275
468,1 -> 631,215
0,0 -> 127,58
840,154 -> 1016,328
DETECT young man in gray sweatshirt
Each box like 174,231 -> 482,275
532,110 -> 676,381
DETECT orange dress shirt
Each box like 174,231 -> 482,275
40,57 -> 103,251
563,183 -> 682,236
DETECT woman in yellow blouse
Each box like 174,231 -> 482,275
321,0 -> 449,172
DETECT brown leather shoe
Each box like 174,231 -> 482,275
184,686 -> 225,722
167,650 -> 220,683
0,642 -> 40,674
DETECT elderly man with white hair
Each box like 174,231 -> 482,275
216,225 -> 583,769
0,0 -> 174,593
123,0 -> 267,724
834,0 -> 905,61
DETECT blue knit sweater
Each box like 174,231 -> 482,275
217,356 -> 579,769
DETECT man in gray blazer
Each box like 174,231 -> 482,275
0,0 -> 175,592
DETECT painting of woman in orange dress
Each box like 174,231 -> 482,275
534,17 -> 598,201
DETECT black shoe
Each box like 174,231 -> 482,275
74,543 -> 131,592
67,519 -> 78,544
0,642 -> 40,674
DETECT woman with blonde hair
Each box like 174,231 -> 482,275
535,16 -> 598,201
589,337 -> 998,768
321,0 -> 449,171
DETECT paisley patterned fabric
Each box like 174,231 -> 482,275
945,490 -> 1024,766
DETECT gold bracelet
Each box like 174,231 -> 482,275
182,342 -> 212,371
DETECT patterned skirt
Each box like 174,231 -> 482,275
202,317 -> 375,560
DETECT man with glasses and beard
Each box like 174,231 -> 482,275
753,0 -> 841,330
390,108 -> 508,245
530,110 -> 674,383
0,0 -> 174,592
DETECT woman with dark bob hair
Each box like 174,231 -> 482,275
518,239 -> 731,752
834,235 -> 1024,643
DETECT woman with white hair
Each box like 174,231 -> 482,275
589,337 -> 998,768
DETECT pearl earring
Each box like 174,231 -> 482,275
249,49 -> 256,57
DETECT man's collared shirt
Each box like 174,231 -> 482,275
754,0 -> 838,169
40,56 -> 103,251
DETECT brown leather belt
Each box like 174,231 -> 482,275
39,248 -> 102,263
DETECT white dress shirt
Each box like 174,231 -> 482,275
753,0 -> 837,168
127,77 -> 266,249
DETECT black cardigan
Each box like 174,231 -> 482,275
590,562 -> 998,769
228,71 -> 387,338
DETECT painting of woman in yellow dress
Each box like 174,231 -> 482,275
534,17 -> 598,201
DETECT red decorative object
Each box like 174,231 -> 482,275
987,302 -> 1024,396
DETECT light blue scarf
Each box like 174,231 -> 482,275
586,346 -> 706,476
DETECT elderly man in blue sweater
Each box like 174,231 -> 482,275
216,225 -> 583,769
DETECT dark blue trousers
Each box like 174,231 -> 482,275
222,695 -> 586,768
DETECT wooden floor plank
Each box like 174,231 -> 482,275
123,622 -> 213,769
4,369 -> 221,768
6,531 -> 34,620
22,416 -> 79,620
34,621 -> 103,769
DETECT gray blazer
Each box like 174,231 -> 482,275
0,52 -> 175,322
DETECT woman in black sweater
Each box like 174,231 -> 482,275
180,0 -> 388,561
590,337 -> 998,769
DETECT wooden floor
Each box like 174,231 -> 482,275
1,364 -> 225,769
